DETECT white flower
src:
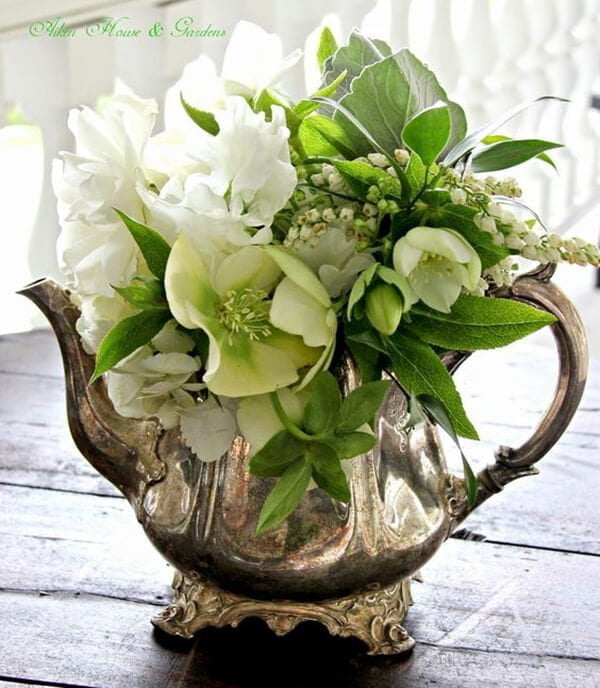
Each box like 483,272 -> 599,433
106,323 -> 201,429
188,97 -> 297,228
54,83 -> 158,298
179,395 -> 238,462
450,188 -> 467,205
393,226 -> 482,313
164,21 -> 301,131
74,292 -> 135,353
290,227 -> 375,297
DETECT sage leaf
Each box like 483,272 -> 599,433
114,209 -> 171,280
256,455 -> 312,535
393,50 -> 467,152
112,280 -> 166,310
385,331 -> 478,440
409,295 -> 556,351
317,27 -> 338,71
180,93 -> 219,135
320,30 -> 391,100
303,371 -> 342,435
337,380 -> 391,433
249,431 -> 306,477
309,443 -> 351,502
325,431 -> 377,460
91,309 -> 171,382
401,102 -> 451,167
471,139 -> 563,173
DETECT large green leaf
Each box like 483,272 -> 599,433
114,209 -> 171,280
408,294 -> 556,350
91,309 -> 171,382
320,30 -> 391,100
471,139 -> 563,173
324,431 -> 377,460
401,102 -> 451,167
256,456 -> 312,535
393,49 -> 467,152
385,331 -> 478,440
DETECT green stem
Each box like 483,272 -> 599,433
269,392 -> 314,442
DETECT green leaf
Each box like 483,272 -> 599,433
408,294 -> 556,350
317,27 -> 338,71
482,134 -> 558,172
321,30 -> 391,100
114,209 -> 171,280
416,394 -> 478,508
471,139 -> 563,173
337,380 -> 391,433
443,96 -> 568,166
309,442 -> 351,502
298,115 -> 356,159
324,431 -> 377,460
303,371 -> 342,435
249,430 -> 306,477
393,50 -> 467,152
91,309 -> 171,382
256,456 -> 312,535
462,454 -> 478,509
347,263 -> 378,319
333,159 -> 401,199
180,93 -> 219,135
254,88 -> 302,134
401,102 -> 451,167
428,204 -> 509,269
294,70 -> 348,119
405,152 -> 426,192
385,332 -> 478,440
112,280 -> 166,310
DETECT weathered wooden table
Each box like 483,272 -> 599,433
1,330 -> 599,687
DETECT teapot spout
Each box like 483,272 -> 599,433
18,279 -> 164,505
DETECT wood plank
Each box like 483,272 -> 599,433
1,544 -> 599,687
0,480 -> 599,663
0,329 -> 61,378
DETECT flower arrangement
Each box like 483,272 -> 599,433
54,22 -> 598,534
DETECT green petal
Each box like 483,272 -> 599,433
213,246 -> 281,296
409,265 -> 463,313
270,277 -> 331,347
264,329 -> 321,369
164,233 -> 219,328
205,333 -> 299,397
407,226 -> 476,264
265,246 -> 331,307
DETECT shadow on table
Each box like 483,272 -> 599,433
153,618 -> 417,688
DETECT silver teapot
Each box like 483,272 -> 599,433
20,265 -> 587,655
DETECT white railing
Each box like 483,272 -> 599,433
0,0 -> 599,333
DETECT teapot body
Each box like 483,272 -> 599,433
141,379 -> 456,601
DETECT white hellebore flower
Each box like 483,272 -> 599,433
164,235 -> 336,397
54,82 -> 158,298
290,227 -> 375,298
393,227 -> 482,313
164,20 -> 302,131
189,96 -> 297,229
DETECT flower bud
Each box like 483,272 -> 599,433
365,283 -> 403,335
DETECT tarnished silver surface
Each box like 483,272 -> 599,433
19,267 -> 588,653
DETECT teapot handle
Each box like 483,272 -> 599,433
445,264 -> 588,528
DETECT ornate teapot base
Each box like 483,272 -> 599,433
152,571 -> 415,656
